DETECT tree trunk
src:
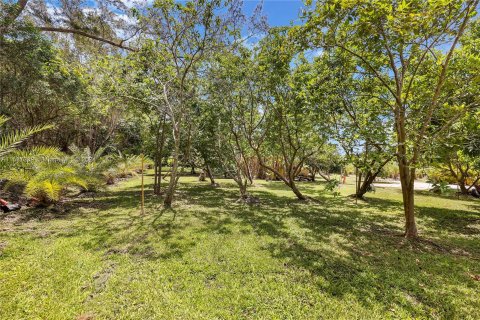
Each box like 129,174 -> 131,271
318,171 -> 331,182
164,126 -> 180,208
257,159 -> 266,179
396,104 -> 418,238
205,164 -> 216,185
399,164 -> 418,238
153,126 -> 160,195
355,171 -> 379,198
199,169 -> 206,181
288,179 -> 307,200
458,180 -> 468,195
236,178 -> 248,199
356,170 -> 362,195
309,167 -> 317,182
154,116 -> 166,196
245,161 -> 254,185
467,176 -> 480,191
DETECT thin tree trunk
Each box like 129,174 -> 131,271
467,176 -> 480,191
153,125 -> 160,195
154,116 -> 166,195
164,125 -> 180,208
356,170 -> 363,195
399,164 -> 418,238
458,180 -> 468,194
245,161 -> 254,185
141,154 -> 145,215
235,177 -> 248,199
288,179 -> 306,200
205,163 -> 216,185
355,172 -> 375,198
318,171 -> 331,182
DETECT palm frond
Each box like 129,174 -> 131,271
0,122 -> 54,158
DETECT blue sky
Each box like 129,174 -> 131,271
242,1 -> 306,27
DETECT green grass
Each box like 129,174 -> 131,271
1,174 -> 479,319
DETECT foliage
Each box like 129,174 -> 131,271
0,116 -> 53,160
113,151 -> 150,178
68,145 -> 118,191
428,179 -> 453,195
4,151 -> 87,204
324,178 -> 340,197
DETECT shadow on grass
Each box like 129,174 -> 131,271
3,178 -> 479,317
177,184 -> 478,317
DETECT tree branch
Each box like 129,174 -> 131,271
38,27 -> 137,51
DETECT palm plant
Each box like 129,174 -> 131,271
25,161 -> 88,204
0,116 -> 53,160
3,150 -> 88,205
68,145 -> 117,191
114,151 -> 143,178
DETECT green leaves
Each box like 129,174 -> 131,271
0,116 -> 54,160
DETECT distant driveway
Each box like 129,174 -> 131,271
373,180 -> 458,191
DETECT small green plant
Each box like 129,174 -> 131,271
114,151 -> 142,178
325,179 -> 341,197
68,145 -> 117,191
113,151 -> 152,178
4,151 -> 88,205
428,179 -> 452,195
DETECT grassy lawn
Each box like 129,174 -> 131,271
1,173 -> 479,319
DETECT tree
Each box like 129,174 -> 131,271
247,29 -> 331,200
137,0 -> 246,208
430,112 -> 480,194
303,0 -> 480,237
323,51 -> 395,198
1,0 -> 138,51
0,28 -> 85,147
200,49 -> 259,200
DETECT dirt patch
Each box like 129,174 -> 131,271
467,273 -> 480,281
83,261 -> 117,303
76,313 -> 95,320
0,241 -> 7,255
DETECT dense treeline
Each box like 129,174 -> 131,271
1,0 -> 479,238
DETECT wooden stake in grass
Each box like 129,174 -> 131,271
141,153 -> 145,215
355,165 -> 358,205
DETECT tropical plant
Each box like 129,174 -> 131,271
68,145 -> 117,191
3,150 -> 87,205
114,151 -> 149,178
0,115 -> 53,160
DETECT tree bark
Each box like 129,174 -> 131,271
205,163 -> 216,185
153,116 -> 166,195
399,163 -> 418,238
164,125 -> 180,208
458,180 -> 468,195
396,105 -> 418,238
236,177 -> 248,199
355,171 -> 376,198
288,179 -> 307,200
318,171 -> 331,182
467,176 -> 480,191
